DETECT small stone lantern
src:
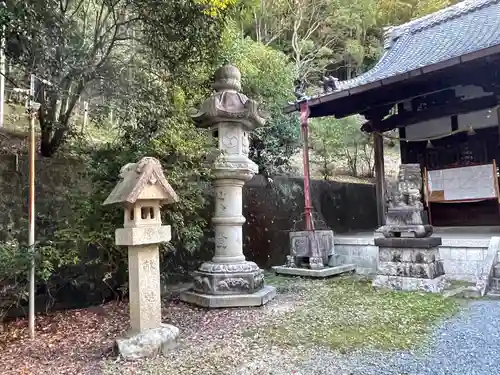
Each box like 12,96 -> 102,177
180,64 -> 276,308
103,156 -> 180,359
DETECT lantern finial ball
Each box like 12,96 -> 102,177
212,65 -> 241,92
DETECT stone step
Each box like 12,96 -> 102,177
493,264 -> 500,278
486,290 -> 500,299
489,277 -> 500,292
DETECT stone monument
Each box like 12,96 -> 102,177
179,65 -> 276,308
103,156 -> 180,359
378,163 -> 432,238
373,164 -> 446,293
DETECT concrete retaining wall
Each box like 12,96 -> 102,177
333,238 -> 378,275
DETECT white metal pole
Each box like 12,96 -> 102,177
28,74 -> 36,339
64,86 -> 71,113
82,101 -> 88,132
0,25 -> 6,128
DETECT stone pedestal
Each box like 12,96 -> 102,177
372,237 -> 446,293
179,65 -> 276,308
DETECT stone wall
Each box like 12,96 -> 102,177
439,239 -> 490,282
332,237 -> 379,275
243,175 -> 378,267
0,154 -> 379,314
0,153 -> 89,242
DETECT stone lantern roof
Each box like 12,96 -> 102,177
103,157 -> 179,206
190,65 -> 268,130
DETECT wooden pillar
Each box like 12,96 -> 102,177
374,132 -> 385,226
399,128 -> 407,164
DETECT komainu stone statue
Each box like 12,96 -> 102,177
379,164 -> 432,238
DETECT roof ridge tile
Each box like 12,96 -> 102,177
390,0 -> 499,39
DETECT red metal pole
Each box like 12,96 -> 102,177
28,74 -> 36,339
299,101 -> 313,231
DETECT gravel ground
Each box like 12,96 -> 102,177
235,300 -> 500,375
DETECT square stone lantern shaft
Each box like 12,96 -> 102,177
180,65 -> 276,308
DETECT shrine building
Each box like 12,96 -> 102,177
283,0 -> 500,284
285,0 -> 500,228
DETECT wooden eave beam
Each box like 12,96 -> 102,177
362,94 -> 499,133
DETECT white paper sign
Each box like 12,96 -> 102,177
427,164 -> 497,201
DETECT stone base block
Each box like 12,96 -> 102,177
379,246 -> 440,263
179,285 -> 276,308
372,275 -> 446,293
378,260 -> 445,279
115,323 -> 179,360
379,224 -> 433,238
272,264 -> 356,278
375,236 -> 442,248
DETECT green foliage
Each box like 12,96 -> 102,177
235,0 -> 456,85
195,0 -> 237,16
0,238 -> 80,320
50,58 -> 215,292
310,116 -> 374,178
376,0 -> 457,25
0,241 -> 30,284
4,0 -> 230,157
0,240 -> 28,320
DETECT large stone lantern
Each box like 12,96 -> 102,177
180,65 -> 276,308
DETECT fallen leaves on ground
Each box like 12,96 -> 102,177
0,275 -> 307,375
0,302 -> 128,375
0,274 -> 462,375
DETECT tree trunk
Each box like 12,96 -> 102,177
39,106 -> 72,157
38,80 -> 84,157
40,126 -> 68,157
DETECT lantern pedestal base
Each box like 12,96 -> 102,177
180,260 -> 276,308
180,285 -> 276,308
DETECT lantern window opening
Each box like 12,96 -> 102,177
141,207 -> 150,220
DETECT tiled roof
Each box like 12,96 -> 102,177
322,0 -> 500,94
